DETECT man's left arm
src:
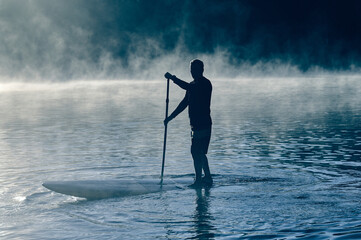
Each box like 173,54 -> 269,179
165,72 -> 189,90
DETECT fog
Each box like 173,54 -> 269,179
0,0 -> 361,81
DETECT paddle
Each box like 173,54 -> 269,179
160,77 -> 170,185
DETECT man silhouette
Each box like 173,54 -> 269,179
164,59 -> 213,188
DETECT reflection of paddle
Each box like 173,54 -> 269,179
160,78 -> 170,185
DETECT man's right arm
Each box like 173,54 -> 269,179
164,92 -> 188,125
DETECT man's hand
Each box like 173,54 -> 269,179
164,72 -> 173,80
164,116 -> 172,126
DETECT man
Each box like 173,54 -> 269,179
164,59 -> 213,188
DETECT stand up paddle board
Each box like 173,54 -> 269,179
43,178 -> 192,200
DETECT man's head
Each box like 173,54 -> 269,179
190,59 -> 204,80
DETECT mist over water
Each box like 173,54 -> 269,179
1,0 -> 361,80
1,1 -> 361,239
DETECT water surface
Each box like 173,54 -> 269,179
0,76 -> 361,239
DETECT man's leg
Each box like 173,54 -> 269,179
191,152 -> 203,183
199,128 -> 212,185
190,128 -> 212,187
200,154 -> 213,186
190,133 -> 204,187
201,154 -> 211,178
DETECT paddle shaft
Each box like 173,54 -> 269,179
160,78 -> 170,184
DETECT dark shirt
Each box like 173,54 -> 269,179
169,76 -> 212,130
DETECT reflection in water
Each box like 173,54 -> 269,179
1,78 -> 361,239
191,188 -> 216,239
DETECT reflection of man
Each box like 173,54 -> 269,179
164,59 -> 213,188
192,188 -> 215,238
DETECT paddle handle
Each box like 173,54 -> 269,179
160,78 -> 170,184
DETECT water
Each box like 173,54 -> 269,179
0,76 -> 361,239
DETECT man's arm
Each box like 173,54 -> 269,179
165,72 -> 189,90
164,92 -> 188,125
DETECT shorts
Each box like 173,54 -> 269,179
191,127 -> 211,155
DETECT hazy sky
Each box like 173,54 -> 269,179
1,0 -> 360,80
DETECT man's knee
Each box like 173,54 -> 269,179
191,148 -> 206,160
191,145 -> 203,156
